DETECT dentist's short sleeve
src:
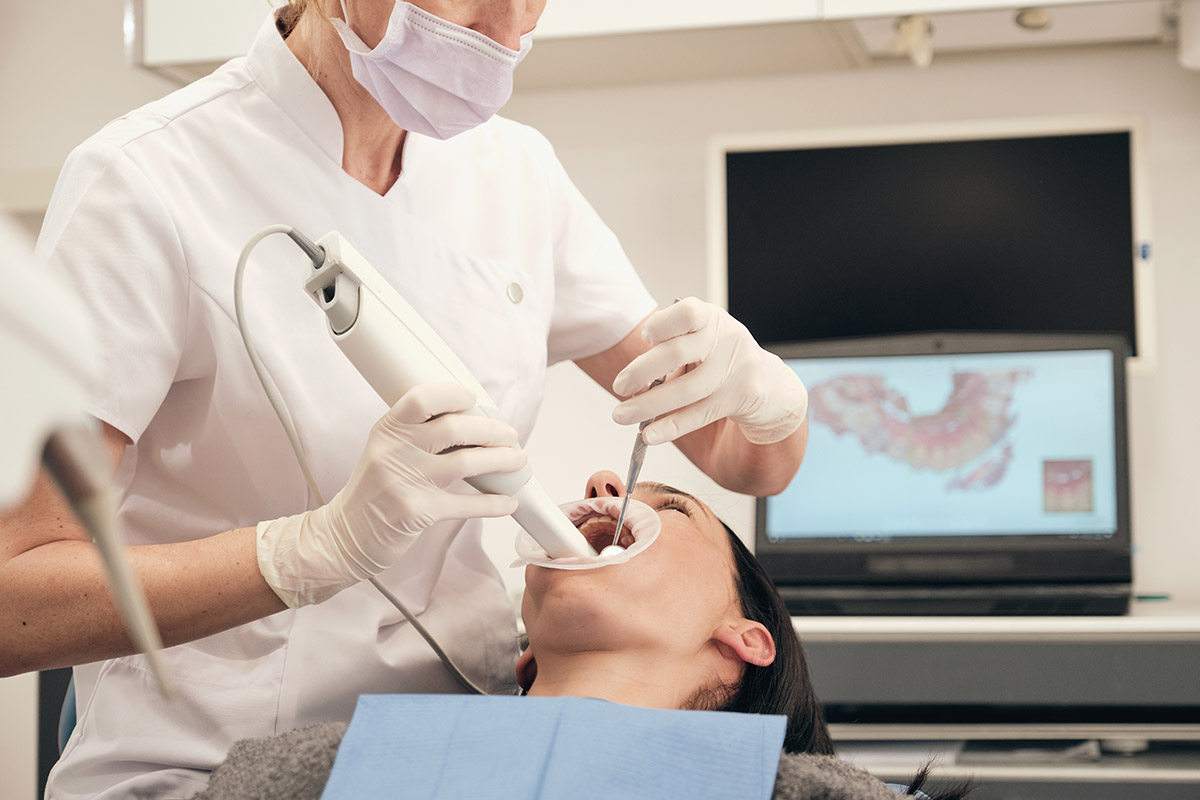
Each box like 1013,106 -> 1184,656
540,143 -> 658,366
36,141 -> 188,444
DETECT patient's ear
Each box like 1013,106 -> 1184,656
516,648 -> 538,691
713,621 -> 776,668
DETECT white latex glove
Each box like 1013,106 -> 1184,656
257,382 -> 526,607
611,298 -> 808,446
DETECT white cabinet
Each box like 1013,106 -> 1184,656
823,0 -> 1128,19
129,0 -> 837,86
132,0 -> 821,72
133,0 -> 280,72
799,609 -> 1200,795
536,0 -> 819,38
129,0 -> 1173,87
849,1 -> 1168,60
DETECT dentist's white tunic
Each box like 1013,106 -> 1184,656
39,15 -> 655,800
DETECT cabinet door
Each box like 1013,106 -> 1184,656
536,0 -> 821,39
136,0 -> 823,67
824,0 -> 1125,20
137,0 -> 273,67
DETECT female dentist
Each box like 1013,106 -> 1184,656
0,1 -> 810,798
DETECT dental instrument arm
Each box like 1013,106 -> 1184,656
1,444 -> 285,678
0,221 -> 281,680
0,217 -> 171,692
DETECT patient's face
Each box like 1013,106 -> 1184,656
522,471 -> 742,661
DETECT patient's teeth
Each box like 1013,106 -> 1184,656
577,515 -> 620,550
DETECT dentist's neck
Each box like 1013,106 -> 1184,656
285,7 -> 407,195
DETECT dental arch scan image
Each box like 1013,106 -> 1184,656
767,348 -> 1118,542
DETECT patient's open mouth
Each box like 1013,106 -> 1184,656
576,513 -> 635,552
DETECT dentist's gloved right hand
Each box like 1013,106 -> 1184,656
257,382 -> 526,608
612,298 -> 808,446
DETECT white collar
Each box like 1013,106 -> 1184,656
244,12 -> 345,166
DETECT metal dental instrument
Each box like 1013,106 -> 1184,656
611,377 -> 665,550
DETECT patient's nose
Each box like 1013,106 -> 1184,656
584,470 -> 625,500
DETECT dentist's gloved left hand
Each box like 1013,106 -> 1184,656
611,298 -> 808,446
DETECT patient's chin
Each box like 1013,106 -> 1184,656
525,591 -> 632,653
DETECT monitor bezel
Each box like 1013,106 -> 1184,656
755,332 -> 1132,587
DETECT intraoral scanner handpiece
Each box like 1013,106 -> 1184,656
299,231 -> 595,559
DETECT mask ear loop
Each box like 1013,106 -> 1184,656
516,30 -> 535,63
329,0 -> 375,54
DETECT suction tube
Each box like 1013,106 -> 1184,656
301,232 -> 595,559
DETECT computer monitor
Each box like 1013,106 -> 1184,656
709,117 -> 1155,362
756,332 -> 1132,615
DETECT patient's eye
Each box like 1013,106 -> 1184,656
655,498 -> 695,518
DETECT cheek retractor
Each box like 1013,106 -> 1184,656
512,496 -> 661,570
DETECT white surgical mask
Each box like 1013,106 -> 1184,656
330,1 -> 533,139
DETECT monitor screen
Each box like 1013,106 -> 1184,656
767,349 -> 1118,542
719,124 -> 1144,355
754,333 -> 1132,588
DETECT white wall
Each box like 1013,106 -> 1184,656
0,673 -> 38,800
0,0 -> 178,213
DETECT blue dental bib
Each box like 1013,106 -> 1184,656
322,694 -> 786,799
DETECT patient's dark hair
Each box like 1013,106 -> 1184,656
715,522 -> 974,799
714,521 -> 835,756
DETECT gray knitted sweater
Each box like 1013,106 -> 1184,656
190,722 -> 911,800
